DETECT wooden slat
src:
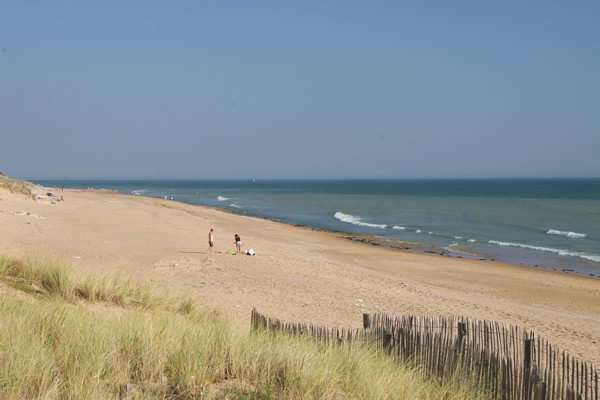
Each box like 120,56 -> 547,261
250,309 -> 599,400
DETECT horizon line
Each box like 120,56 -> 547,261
19,176 -> 600,181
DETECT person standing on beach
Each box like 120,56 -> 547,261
208,229 -> 214,253
234,234 -> 242,253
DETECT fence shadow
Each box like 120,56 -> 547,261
251,309 -> 599,400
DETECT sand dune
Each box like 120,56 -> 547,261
1,185 -> 599,365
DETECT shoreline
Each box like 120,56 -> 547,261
30,183 -> 600,279
32,179 -> 600,277
24,184 -> 600,280
131,190 -> 600,279
341,234 -> 600,278
2,185 -> 600,365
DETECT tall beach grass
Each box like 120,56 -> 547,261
0,256 -> 489,399
0,255 -> 164,308
0,172 -> 35,199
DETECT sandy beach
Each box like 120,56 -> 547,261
1,185 -> 599,366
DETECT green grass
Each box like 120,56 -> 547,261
0,256 -> 490,399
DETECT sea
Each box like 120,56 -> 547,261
33,178 -> 600,277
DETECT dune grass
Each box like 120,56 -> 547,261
0,256 -> 490,399
0,256 -> 164,309
0,172 -> 35,199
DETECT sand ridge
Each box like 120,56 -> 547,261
1,186 -> 599,365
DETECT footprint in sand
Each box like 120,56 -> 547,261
200,256 -> 214,266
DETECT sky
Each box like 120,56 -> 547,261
1,1 -> 599,180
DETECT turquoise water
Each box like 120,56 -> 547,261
34,179 -> 600,276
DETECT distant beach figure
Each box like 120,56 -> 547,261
208,229 -> 214,253
234,234 -> 242,253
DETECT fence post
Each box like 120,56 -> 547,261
524,338 -> 533,399
251,308 -> 257,329
457,322 -> 466,351
363,313 -> 370,329
533,381 -> 547,400
449,321 -> 466,372
453,322 -> 466,357
383,331 -> 392,353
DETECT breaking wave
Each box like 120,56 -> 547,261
333,212 -> 387,229
546,229 -> 586,239
489,240 -> 600,263
218,196 -> 231,201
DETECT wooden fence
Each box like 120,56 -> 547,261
251,309 -> 599,400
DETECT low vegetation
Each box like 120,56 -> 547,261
0,172 -> 35,199
0,255 -> 489,399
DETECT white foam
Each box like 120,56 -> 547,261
230,203 -> 242,209
546,229 -> 586,239
392,225 -> 406,230
454,236 -> 463,240
489,240 -> 600,263
333,212 -> 387,229
218,196 -> 231,201
416,230 -> 422,234
467,239 -> 477,243
444,244 -> 480,258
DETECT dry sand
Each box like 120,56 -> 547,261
1,185 -> 599,365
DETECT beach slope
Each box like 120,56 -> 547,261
1,183 -> 599,365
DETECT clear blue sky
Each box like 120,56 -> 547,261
1,1 -> 599,179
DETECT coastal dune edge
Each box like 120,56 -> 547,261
1,181 -> 599,366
